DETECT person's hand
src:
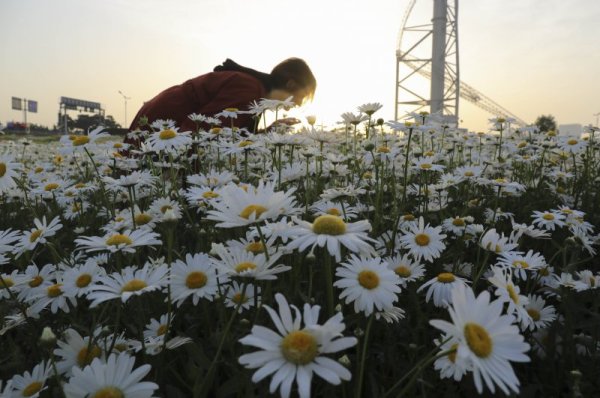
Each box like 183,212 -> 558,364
272,117 -> 301,126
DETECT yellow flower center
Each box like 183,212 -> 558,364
160,205 -> 172,214
403,214 -> 415,221
235,262 -> 257,274
157,324 -> 168,336
448,343 -> 459,363
29,275 -> 44,287
29,229 -> 43,242
113,142 -> 123,149
437,272 -> 455,283
44,183 -> 60,191
527,308 -> 541,322
358,270 -> 380,290
91,387 -> 125,398
185,271 -> 208,289
377,146 -> 390,153
210,127 -> 222,135
517,141 -> 527,148
73,136 -> 90,146
0,163 -> 6,177
362,172 -> 373,179
414,233 -> 430,246
74,182 -> 86,189
539,267 -> 550,277
77,345 -> 102,367
567,139 -> 578,146
202,191 -> 219,199
312,215 -> 347,236
464,171 -> 474,177
238,140 -> 253,148
420,163 -> 432,170
76,274 -> 92,288
22,381 -> 43,397
239,204 -> 267,220
245,241 -> 265,254
121,279 -> 147,292
232,292 -> 247,304
506,284 -> 519,304
326,208 -> 341,216
394,265 -> 411,278
280,330 -> 319,365
464,322 -> 493,358
452,218 -> 465,227
494,178 -> 506,184
159,129 -> 177,140
34,166 -> 44,173
106,234 -> 133,246
512,260 -> 529,269
542,213 -> 555,221
47,283 -> 63,297
135,213 -> 153,225
224,107 -> 239,112
1,277 -> 14,288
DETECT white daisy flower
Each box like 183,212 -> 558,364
146,126 -> 192,152
0,228 -> 21,254
102,170 -> 158,191
148,197 -> 182,222
170,252 -> 223,306
284,215 -> 377,262
531,210 -> 566,231
16,263 -> 55,302
334,255 -> 402,315
487,266 -> 533,331
6,360 -> 51,398
63,352 -> 158,398
398,217 -> 446,262
224,281 -> 261,313
430,284 -> 530,395
211,243 -> 290,280
385,253 -> 425,287
61,259 -> 106,298
524,294 -> 557,331
206,180 -> 299,228
238,293 -> 357,398
86,262 -> 168,308
14,216 -> 63,257
479,228 -> 518,254
26,275 -> 78,318
433,336 -> 470,381
417,272 -> 470,308
75,229 -> 162,254
496,250 -> 547,280
0,154 -> 22,193
54,328 -> 106,376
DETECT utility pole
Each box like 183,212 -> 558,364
118,90 -> 131,127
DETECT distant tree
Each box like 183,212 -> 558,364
72,114 -> 121,131
535,114 -> 557,133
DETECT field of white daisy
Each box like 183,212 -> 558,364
0,104 -> 599,397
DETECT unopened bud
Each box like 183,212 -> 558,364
40,327 -> 56,346
338,355 -> 351,367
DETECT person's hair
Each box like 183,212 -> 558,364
270,58 -> 317,103
214,58 -> 317,103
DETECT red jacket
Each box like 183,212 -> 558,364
129,71 -> 267,133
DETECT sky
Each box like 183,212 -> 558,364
1,0 -> 600,132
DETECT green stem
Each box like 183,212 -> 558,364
355,314 -> 374,398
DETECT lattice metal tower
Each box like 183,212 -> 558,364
395,0 -> 459,123
395,0 -> 528,127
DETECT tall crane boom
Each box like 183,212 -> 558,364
400,53 -> 527,126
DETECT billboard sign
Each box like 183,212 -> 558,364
27,100 -> 38,113
12,97 -> 22,110
60,96 -> 101,111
